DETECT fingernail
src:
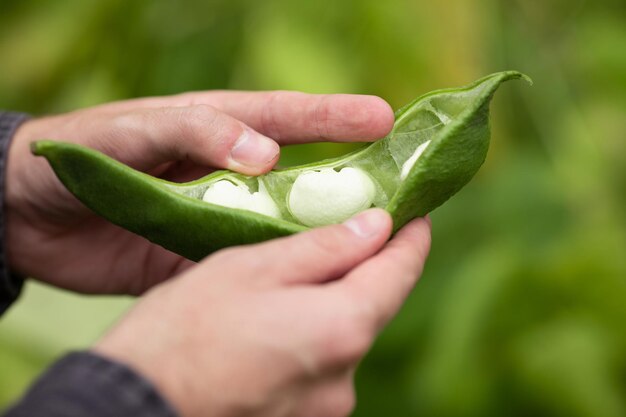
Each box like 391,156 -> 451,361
230,129 -> 279,168
344,209 -> 384,238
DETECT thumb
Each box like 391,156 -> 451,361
218,208 -> 393,286
87,104 -> 280,175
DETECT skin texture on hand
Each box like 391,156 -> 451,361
5,91 -> 394,294
94,209 -> 431,417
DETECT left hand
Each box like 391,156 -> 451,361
5,91 -> 394,295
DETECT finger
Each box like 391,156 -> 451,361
200,92 -> 395,144
210,209 -> 393,287
88,105 -> 280,175
336,216 -> 431,331
97,92 -> 395,144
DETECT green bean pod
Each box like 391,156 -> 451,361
32,71 -> 530,261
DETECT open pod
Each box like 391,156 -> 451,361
32,71 -> 530,261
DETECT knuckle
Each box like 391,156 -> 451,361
324,386 -> 356,417
261,90 -> 288,139
183,104 -> 220,139
188,103 -> 219,122
353,298 -> 379,332
343,284 -> 380,328
347,281 -> 398,331
381,247 -> 422,288
316,315 -> 372,367
313,95 -> 332,139
110,112 -> 143,137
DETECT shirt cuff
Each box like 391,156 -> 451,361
3,351 -> 179,417
0,111 -> 30,316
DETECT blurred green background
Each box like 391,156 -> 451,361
1,0 -> 625,415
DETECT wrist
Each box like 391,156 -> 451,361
7,351 -> 179,417
94,330 -> 195,417
93,283 -> 199,417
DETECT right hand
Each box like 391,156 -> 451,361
94,209 -> 431,417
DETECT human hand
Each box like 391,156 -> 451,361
6,92 -> 394,294
94,209 -> 431,417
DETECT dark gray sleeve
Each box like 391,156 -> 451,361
3,352 -> 178,417
0,111 -> 29,315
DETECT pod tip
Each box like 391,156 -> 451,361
30,140 -> 55,156
520,73 -> 533,86
499,70 -> 533,86
30,140 -> 42,156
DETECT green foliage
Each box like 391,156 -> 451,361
1,1 -> 625,415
